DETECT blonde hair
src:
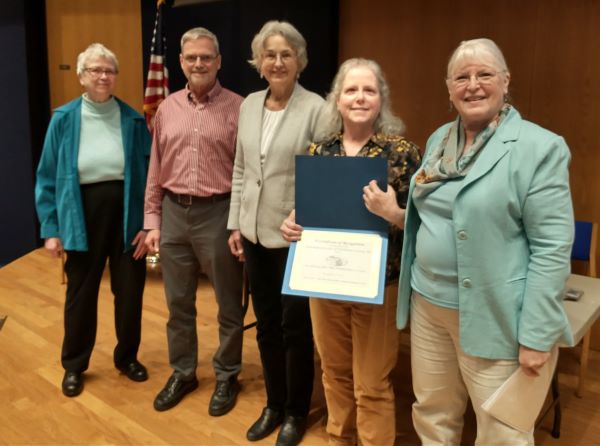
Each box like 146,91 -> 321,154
316,58 -> 405,141
446,38 -> 509,78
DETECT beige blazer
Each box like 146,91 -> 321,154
227,83 -> 324,248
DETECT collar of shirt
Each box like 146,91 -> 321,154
185,80 -> 223,106
327,132 -> 389,156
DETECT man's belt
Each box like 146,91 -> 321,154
165,190 -> 230,207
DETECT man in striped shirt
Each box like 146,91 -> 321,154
144,27 -> 244,415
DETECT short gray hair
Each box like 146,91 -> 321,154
76,43 -> 119,76
446,38 -> 510,79
316,58 -> 405,141
180,27 -> 220,54
248,20 -> 308,74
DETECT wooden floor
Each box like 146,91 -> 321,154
1,249 -> 600,445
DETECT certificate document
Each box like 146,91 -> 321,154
282,156 -> 389,304
282,228 -> 387,304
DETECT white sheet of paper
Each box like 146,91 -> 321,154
481,346 -> 559,432
288,229 -> 383,299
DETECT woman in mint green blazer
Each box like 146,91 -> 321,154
396,38 -> 574,445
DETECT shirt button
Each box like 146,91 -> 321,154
462,278 -> 472,288
257,180 -> 261,187
457,230 -> 467,240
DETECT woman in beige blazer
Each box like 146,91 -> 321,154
227,20 -> 323,446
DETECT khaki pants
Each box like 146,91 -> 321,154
410,293 -> 535,446
311,286 -> 400,446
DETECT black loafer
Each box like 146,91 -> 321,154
208,377 -> 240,416
62,371 -> 83,397
247,407 -> 284,441
153,374 -> 199,412
117,360 -> 148,382
275,415 -> 307,446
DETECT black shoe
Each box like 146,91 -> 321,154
117,360 -> 148,382
247,407 -> 284,441
153,374 -> 199,412
208,377 -> 240,416
62,371 -> 83,397
275,415 -> 307,446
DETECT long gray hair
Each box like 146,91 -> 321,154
316,58 -> 405,141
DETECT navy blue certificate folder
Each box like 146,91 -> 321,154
282,155 -> 389,304
295,155 -> 388,232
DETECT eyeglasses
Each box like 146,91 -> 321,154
183,54 -> 218,65
262,51 -> 296,64
84,67 -> 117,78
449,70 -> 502,87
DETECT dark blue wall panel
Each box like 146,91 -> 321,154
0,0 -> 48,266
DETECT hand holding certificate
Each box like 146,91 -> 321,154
282,156 -> 389,304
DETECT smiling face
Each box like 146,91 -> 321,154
447,57 -> 510,132
259,35 -> 299,91
78,56 -> 117,102
336,65 -> 382,131
180,37 -> 221,98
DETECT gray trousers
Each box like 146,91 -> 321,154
160,194 -> 244,381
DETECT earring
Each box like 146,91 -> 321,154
449,100 -> 454,111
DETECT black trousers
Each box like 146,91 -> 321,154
242,238 -> 314,416
62,181 -> 146,373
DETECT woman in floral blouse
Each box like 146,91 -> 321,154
281,58 -> 420,446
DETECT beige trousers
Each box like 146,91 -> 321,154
410,293 -> 535,446
311,285 -> 400,446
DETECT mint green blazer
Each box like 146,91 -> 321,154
397,107 -> 574,359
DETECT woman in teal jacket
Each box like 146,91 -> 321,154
397,38 -> 574,445
35,43 -> 151,397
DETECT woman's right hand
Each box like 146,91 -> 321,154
44,237 -> 63,258
228,230 -> 245,262
280,209 -> 304,242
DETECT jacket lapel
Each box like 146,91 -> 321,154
460,108 -> 521,190
262,83 -> 301,175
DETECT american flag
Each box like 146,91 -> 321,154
143,0 -> 169,131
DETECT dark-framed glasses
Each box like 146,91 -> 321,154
84,67 -> 117,78
183,54 -> 217,65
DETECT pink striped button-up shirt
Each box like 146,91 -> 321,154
144,81 -> 243,229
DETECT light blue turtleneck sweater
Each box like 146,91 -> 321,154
78,94 -> 124,184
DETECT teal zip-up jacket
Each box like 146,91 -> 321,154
35,96 -> 151,251
397,107 -> 575,359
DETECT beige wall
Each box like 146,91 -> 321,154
45,0 -> 144,112
340,0 -> 600,346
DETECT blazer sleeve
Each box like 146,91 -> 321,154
227,125 -> 245,231
518,135 -> 574,351
35,114 -> 62,239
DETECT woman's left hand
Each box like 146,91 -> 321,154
519,345 -> 551,377
363,180 -> 405,228
131,230 -> 149,260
